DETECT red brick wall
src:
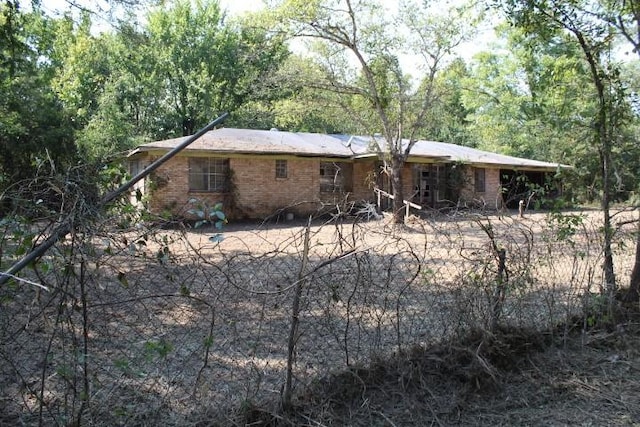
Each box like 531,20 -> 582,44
131,153 -> 507,218
485,167 -> 501,208
401,163 -> 415,200
352,161 -> 376,200
459,166 -> 501,209
135,154 -> 378,219
231,157 -> 320,218
145,155 -> 196,215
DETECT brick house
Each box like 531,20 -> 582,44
127,128 -> 566,219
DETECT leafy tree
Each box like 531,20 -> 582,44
597,0 -> 640,302
268,55 -> 365,133
461,24 -> 596,189
75,81 -> 138,160
601,0 -> 640,55
72,26 -> 158,158
49,13 -> 101,124
144,0 -> 289,136
0,3 -> 75,203
423,58 -> 474,146
271,0 -> 479,223
48,0 -> 289,159
500,0 -> 634,295
36,13 -> 143,162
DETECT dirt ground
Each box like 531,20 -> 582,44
2,207 -> 640,426
188,207 -> 635,253
259,322 -> 640,427
181,208 -> 640,426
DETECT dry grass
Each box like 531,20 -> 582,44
1,207 -> 639,426
237,322 -> 640,426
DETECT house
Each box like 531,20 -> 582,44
126,127 -> 567,219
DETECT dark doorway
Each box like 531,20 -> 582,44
412,164 -> 453,208
500,170 -> 553,209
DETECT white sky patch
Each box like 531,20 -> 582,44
38,0 -> 497,75
219,0 -> 265,14
39,0 -> 266,30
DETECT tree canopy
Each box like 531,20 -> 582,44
0,0 -> 639,211
0,2 -> 75,188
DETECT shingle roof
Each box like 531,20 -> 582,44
132,127 -> 568,170
406,141 -> 566,169
135,128 -> 357,157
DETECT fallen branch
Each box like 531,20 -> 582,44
0,112 -> 229,286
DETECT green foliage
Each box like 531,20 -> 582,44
186,198 -> 226,243
203,335 -> 214,348
582,292 -> 614,328
50,14 -> 107,127
113,357 -> 144,378
239,55 -> 357,133
0,215 -> 34,269
142,0 -> 289,137
496,0 -> 636,293
0,0 -> 289,170
143,339 -> 174,361
422,59 -> 475,146
75,84 -> 139,161
462,24 -> 593,161
0,6 -> 76,193
547,211 -> 585,244
462,18 -> 640,203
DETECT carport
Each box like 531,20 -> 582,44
499,169 -> 561,209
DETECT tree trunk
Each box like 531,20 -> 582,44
576,30 -> 616,294
390,155 -> 405,224
624,220 -> 640,302
601,147 -> 616,292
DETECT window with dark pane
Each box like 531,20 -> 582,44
474,168 -> 486,193
320,162 -> 352,193
129,159 -> 141,177
189,158 -> 229,192
275,159 -> 288,178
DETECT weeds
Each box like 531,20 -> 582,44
0,189 -> 637,425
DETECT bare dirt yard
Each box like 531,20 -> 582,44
196,208 -> 640,425
2,208 -> 640,426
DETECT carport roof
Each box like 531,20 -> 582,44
131,127 -> 568,170
406,140 -> 568,169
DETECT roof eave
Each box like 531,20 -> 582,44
128,146 -> 354,159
